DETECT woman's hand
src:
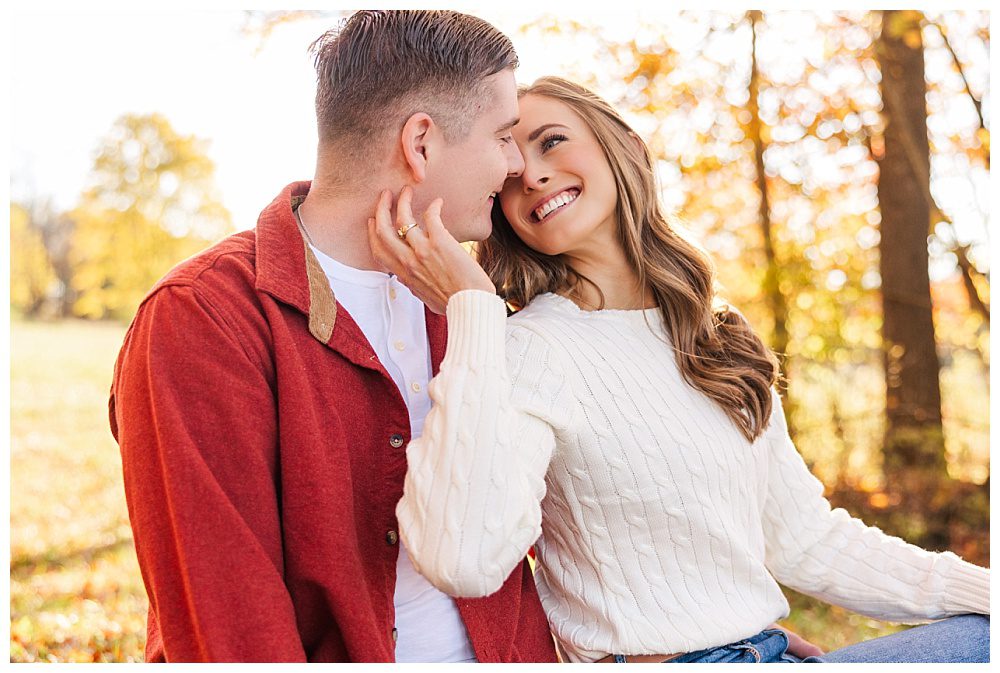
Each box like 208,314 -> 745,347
368,186 -> 495,314
769,622 -> 825,659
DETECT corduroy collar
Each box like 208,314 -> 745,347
254,181 -> 338,344
251,181 -> 447,373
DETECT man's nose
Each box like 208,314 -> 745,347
506,141 -> 525,178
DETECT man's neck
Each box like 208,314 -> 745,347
297,185 -> 385,272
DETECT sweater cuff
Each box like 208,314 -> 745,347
941,554 -> 990,615
443,290 -> 507,366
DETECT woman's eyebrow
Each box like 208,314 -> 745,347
527,123 -> 570,142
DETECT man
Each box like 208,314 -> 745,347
109,10 -> 555,662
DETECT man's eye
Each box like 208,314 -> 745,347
500,135 -> 514,145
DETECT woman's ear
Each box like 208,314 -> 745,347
400,112 -> 435,183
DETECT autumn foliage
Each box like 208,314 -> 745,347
9,9 -> 988,663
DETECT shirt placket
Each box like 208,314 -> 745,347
385,278 -> 428,414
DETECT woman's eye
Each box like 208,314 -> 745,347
541,134 -> 568,152
500,135 -> 514,145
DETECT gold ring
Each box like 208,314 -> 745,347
397,222 -> 419,240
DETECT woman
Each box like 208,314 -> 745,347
368,77 -> 989,663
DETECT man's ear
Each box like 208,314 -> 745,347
400,112 -> 436,183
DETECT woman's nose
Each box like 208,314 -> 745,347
519,158 -> 549,192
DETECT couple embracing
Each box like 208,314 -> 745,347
110,10 -> 988,664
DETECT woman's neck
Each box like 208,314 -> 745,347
560,243 -> 656,312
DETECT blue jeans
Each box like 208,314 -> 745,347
657,615 -> 989,663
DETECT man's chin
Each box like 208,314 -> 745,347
455,222 -> 493,245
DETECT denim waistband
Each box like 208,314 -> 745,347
668,628 -> 791,664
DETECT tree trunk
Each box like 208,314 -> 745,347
747,10 -> 797,442
875,10 -> 950,548
747,11 -> 790,377
28,201 -> 77,318
40,213 -> 78,318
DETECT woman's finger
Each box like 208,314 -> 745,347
422,198 -> 449,242
372,189 -> 416,264
403,223 -> 431,258
396,186 -> 418,233
366,217 -> 393,272
368,195 -> 396,266
367,211 -> 390,265
375,192 -> 424,277
372,189 -> 398,245
395,187 -> 436,256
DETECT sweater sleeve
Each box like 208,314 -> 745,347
760,389 -> 989,621
396,290 -> 571,598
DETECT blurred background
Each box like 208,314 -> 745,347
8,7 -> 990,663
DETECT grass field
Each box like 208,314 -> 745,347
12,318 -> 975,662
10,319 -> 145,662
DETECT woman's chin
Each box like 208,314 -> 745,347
524,239 -> 568,257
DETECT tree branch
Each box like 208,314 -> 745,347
926,17 -> 985,133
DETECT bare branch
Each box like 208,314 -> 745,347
926,17 -> 985,132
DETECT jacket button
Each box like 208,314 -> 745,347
386,530 -> 399,545
392,627 -> 398,643
389,434 -> 404,448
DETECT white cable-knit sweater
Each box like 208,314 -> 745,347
396,290 -> 989,663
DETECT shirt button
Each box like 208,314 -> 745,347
394,341 -> 405,351
386,530 -> 399,545
389,434 -> 404,448
389,287 -> 397,300
392,627 -> 398,643
410,382 -> 422,393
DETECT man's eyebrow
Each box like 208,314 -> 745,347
527,123 -> 570,142
495,116 -> 520,134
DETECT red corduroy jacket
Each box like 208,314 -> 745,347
109,181 -> 557,663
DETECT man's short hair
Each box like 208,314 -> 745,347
310,10 -> 518,152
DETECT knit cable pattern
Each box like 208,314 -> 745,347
396,290 -> 989,662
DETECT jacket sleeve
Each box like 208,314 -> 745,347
110,284 -> 307,662
396,290 -> 572,598
759,389 -> 989,621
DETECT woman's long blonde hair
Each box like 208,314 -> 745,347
479,76 -> 779,442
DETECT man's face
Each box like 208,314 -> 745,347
418,69 -> 524,243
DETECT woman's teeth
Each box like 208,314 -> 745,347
534,190 -> 578,221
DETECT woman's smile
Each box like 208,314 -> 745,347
530,187 -> 581,223
500,94 -> 618,257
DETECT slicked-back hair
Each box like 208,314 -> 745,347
310,10 -> 518,156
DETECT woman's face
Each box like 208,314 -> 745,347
498,94 -> 619,258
